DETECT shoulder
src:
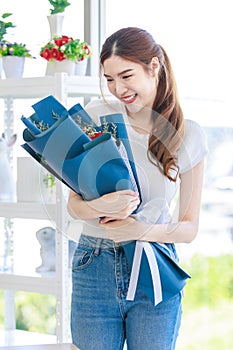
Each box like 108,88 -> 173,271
184,118 -> 205,135
84,99 -> 125,125
183,119 -> 207,149
177,119 -> 208,173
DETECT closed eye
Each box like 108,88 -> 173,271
104,69 -> 134,82
122,74 -> 133,79
106,77 -> 114,82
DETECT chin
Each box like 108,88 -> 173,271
125,103 -> 144,114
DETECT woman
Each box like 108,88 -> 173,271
68,27 -> 207,349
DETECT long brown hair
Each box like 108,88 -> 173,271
100,27 -> 184,181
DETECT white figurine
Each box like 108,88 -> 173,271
36,226 -> 77,272
36,227 -> 56,272
0,133 -> 17,202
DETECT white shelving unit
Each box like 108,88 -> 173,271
0,75 -> 100,99
0,73 -> 101,345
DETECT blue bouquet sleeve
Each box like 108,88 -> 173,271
21,95 -> 141,201
62,133 -> 136,200
124,241 -> 191,306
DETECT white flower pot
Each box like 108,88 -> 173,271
2,56 -> 25,78
47,14 -> 64,37
46,59 -> 75,76
75,59 -> 88,76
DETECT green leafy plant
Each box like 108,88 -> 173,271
0,41 -> 34,58
43,173 -> 56,192
0,13 -> 15,41
48,0 -> 71,14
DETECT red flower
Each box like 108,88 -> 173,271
40,48 -> 52,61
90,131 -> 103,140
51,48 -> 65,61
54,35 -> 71,47
84,44 -> 91,56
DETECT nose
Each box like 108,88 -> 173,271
114,80 -> 127,96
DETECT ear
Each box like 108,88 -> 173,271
149,57 -> 160,76
7,134 -> 17,147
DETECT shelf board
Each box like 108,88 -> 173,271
0,329 -> 57,347
0,344 -> 77,350
0,273 -> 56,294
0,202 -> 56,220
0,74 -> 100,98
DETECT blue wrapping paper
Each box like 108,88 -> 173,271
124,241 -> 191,305
21,95 -> 140,200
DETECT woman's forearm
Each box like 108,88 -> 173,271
100,217 -> 199,244
67,189 -> 140,221
67,194 -> 103,220
139,219 -> 199,244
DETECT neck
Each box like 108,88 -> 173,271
127,110 -> 153,134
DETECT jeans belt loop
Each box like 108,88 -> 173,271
93,238 -> 103,256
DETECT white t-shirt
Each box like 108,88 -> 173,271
77,99 -> 208,238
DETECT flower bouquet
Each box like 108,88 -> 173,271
21,95 -> 139,202
20,95 -> 190,306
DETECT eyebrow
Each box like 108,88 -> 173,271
104,69 -> 134,78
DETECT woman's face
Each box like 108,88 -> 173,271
103,55 -> 158,116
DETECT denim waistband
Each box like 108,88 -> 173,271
78,234 -> 133,250
78,234 -> 178,260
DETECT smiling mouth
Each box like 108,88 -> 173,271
121,94 -> 137,104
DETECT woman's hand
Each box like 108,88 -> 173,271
88,189 -> 140,220
68,189 -> 139,221
99,216 -> 150,243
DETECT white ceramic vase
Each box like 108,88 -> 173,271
75,59 -> 88,76
47,14 -> 64,37
2,56 -> 25,78
46,59 -> 75,76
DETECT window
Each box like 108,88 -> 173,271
104,1 -> 233,348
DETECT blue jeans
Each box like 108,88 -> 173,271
71,234 -> 182,350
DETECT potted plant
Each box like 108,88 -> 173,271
40,34 -> 91,75
0,12 -> 35,78
47,0 -> 71,37
42,172 -> 56,203
0,40 -> 34,78
0,12 -> 15,77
